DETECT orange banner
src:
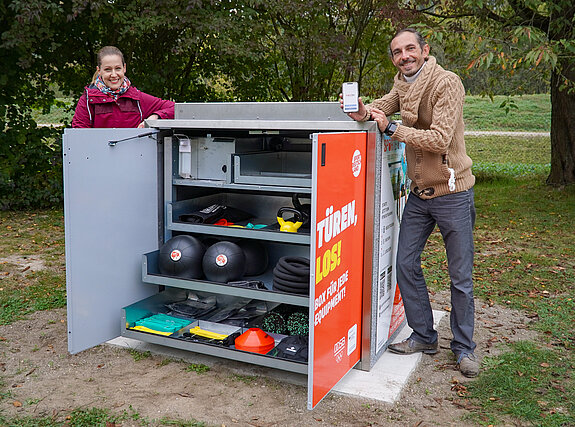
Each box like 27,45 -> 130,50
310,132 -> 367,408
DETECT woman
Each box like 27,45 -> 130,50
72,46 -> 175,128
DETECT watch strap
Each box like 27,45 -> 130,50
384,121 -> 397,136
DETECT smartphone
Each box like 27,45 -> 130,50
342,82 -> 359,113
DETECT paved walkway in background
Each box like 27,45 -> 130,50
465,130 -> 549,137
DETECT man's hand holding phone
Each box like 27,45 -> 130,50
340,96 -> 370,122
339,83 -> 370,122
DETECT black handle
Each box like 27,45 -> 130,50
277,207 -> 303,222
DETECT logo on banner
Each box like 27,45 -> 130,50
347,324 -> 357,356
333,336 -> 346,363
351,149 -> 362,177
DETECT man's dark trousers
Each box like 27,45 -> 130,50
396,188 -> 476,356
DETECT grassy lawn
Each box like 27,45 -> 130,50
467,134 -> 551,179
422,174 -> 575,425
5,92 -> 574,425
0,210 -> 66,325
463,94 -> 551,132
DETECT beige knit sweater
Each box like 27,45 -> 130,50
365,56 -> 475,199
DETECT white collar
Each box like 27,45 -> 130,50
403,60 -> 427,83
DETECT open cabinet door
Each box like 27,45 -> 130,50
63,129 -> 161,354
308,131 -> 367,409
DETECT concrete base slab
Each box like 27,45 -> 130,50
332,309 -> 446,402
107,310 -> 445,404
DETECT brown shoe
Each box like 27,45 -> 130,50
388,337 -> 438,355
458,353 -> 479,378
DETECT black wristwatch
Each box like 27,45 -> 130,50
384,121 -> 398,136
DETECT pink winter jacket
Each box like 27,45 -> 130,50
72,85 -> 175,128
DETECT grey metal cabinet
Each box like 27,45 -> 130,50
64,102 -> 400,408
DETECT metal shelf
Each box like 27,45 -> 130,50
167,221 -> 310,245
167,202 -> 311,245
137,110 -> 324,375
123,278 -> 308,374
172,178 -> 312,194
142,252 -> 310,307
121,327 -> 307,374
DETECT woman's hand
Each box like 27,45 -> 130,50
369,107 -> 389,133
339,95 -> 370,122
138,114 -> 160,128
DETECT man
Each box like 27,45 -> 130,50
344,28 -> 478,377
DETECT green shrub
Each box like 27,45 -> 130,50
0,125 -> 63,210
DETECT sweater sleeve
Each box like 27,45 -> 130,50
138,91 -> 175,120
71,91 -> 93,128
364,89 -> 400,119
392,74 -> 464,153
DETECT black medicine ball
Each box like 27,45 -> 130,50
237,240 -> 268,276
158,235 -> 205,279
202,241 -> 246,283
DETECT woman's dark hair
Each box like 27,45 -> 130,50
389,28 -> 427,57
91,46 -> 125,83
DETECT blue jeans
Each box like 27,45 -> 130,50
396,188 -> 476,356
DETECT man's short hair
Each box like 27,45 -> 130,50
389,28 -> 427,57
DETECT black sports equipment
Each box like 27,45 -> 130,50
286,312 -> 309,336
292,194 -> 311,226
179,204 -> 253,224
158,235 -> 205,279
202,241 -> 246,282
269,335 -> 308,361
272,256 -> 310,294
261,311 -> 287,334
237,240 -> 268,276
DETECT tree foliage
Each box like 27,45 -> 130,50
407,0 -> 575,185
2,0 -> 573,210
3,0 -> 399,103
211,0 -> 398,101
1,0 -> 403,208
0,0 -> 66,209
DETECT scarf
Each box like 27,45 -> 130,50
95,75 -> 131,100
393,56 -> 438,127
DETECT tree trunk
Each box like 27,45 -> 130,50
547,60 -> 575,186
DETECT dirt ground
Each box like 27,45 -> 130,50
0,257 -> 538,426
